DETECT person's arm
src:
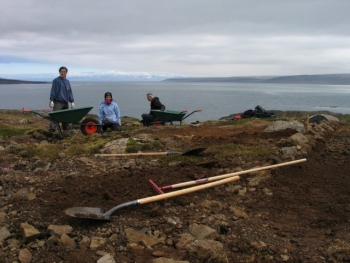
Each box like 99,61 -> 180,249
98,104 -> 104,123
49,79 -> 58,101
67,80 -> 74,103
153,98 -> 165,111
114,103 -> 121,125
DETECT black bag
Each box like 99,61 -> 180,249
242,109 -> 255,118
254,105 -> 275,118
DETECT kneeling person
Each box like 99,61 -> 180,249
98,92 -> 121,131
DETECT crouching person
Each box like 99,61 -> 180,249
98,92 -> 121,132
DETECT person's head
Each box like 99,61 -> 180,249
59,66 -> 68,79
147,92 -> 154,101
104,92 -> 112,104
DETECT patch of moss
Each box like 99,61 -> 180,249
64,133 -> 112,156
0,123 -> 32,137
19,144 -> 61,160
125,138 -> 161,153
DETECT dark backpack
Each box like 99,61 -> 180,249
242,109 -> 255,118
254,105 -> 275,118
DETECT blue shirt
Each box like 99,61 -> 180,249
98,100 -> 121,125
50,77 -> 74,103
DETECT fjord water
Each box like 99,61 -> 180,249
1,81 -> 349,122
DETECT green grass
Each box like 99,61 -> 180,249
339,117 -> 350,123
0,123 -> 35,137
64,133 -> 112,156
0,123 -> 44,138
13,144 -> 61,160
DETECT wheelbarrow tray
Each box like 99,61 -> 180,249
48,106 -> 93,123
151,110 -> 186,122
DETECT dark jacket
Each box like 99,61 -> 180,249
50,77 -> 74,103
150,97 -> 165,115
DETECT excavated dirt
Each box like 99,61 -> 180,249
1,112 -> 350,262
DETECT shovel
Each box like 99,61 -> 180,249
64,175 -> 240,220
94,147 -> 206,157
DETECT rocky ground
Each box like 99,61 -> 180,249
0,110 -> 350,263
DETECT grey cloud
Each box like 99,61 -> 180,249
1,0 -> 350,76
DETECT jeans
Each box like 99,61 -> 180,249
102,120 -> 121,131
141,113 -> 156,126
49,101 -> 69,131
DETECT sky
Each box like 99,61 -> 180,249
1,0 -> 350,77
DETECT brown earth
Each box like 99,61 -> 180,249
1,111 -> 350,263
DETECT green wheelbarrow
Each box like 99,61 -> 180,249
150,109 -> 202,125
23,106 -> 102,138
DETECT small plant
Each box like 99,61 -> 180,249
2,167 -> 11,174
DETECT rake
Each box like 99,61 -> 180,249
149,158 -> 307,194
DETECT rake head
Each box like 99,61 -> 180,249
148,179 -> 164,194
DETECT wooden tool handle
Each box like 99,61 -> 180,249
171,158 -> 307,189
139,176 -> 240,205
95,152 -> 167,157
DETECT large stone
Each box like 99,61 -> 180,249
97,253 -> 116,263
152,258 -> 189,263
20,223 -> 40,243
175,234 -> 195,250
10,188 -> 29,202
309,114 -> 339,123
264,120 -> 305,133
0,227 -> 11,242
280,146 -> 298,156
0,212 -> 8,223
60,234 -> 76,248
18,248 -> 32,263
125,228 -> 163,247
90,236 -> 107,249
229,206 -> 249,219
190,239 -> 224,257
188,224 -> 217,240
247,170 -> 271,186
290,133 -> 309,145
79,235 -> 91,247
47,225 -> 73,236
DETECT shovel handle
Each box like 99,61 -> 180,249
139,175 -> 240,205
95,152 -> 168,157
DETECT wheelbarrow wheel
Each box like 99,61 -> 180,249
81,118 -> 101,135
153,119 -> 164,127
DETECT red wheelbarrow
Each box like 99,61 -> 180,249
23,106 -> 102,138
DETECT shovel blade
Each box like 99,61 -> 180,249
182,147 -> 206,156
65,207 -> 110,220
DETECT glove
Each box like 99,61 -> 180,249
71,102 -> 75,108
49,101 -> 54,108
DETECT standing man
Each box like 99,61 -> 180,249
98,92 -> 121,132
49,66 -> 75,132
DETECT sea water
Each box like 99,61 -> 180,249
1,81 -> 349,122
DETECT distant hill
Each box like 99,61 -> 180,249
164,73 -> 350,85
0,78 -> 50,84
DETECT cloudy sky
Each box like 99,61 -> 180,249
1,0 -> 350,77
